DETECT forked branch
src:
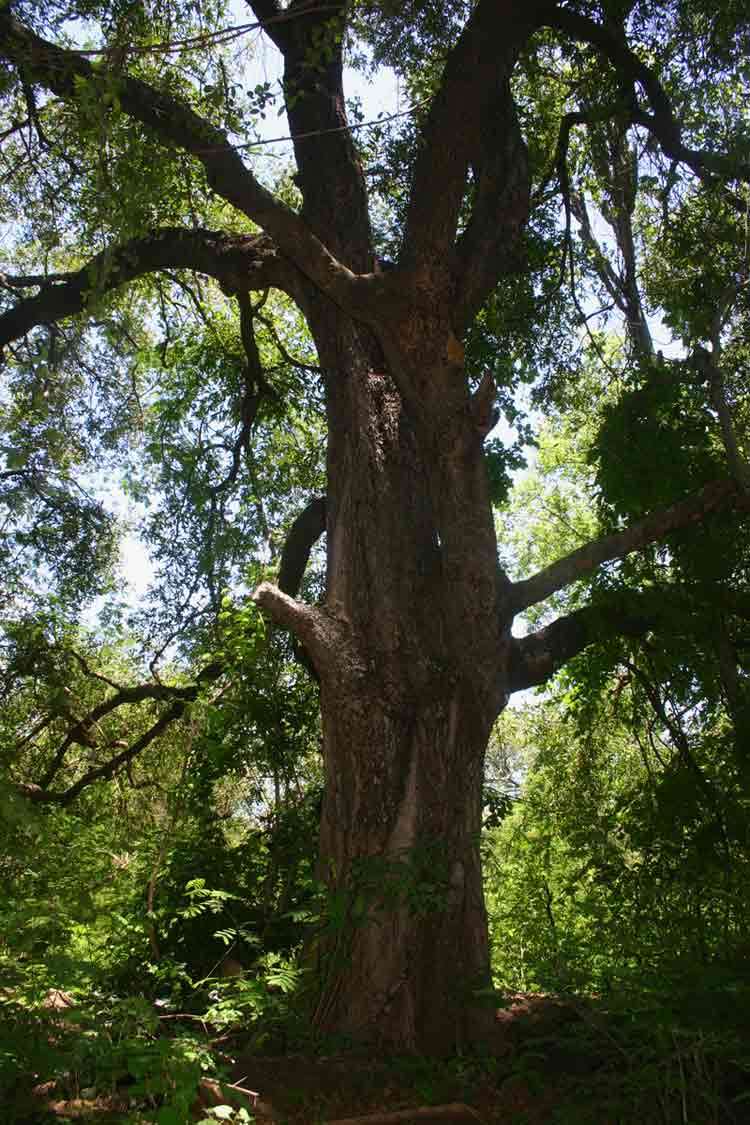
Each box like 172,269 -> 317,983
547,8 -> 750,187
15,658 -> 223,804
402,0 -> 544,282
18,701 -> 189,805
0,11 -> 369,309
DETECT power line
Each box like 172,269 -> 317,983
231,99 -> 429,152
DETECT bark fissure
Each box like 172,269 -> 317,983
314,681 -> 495,1051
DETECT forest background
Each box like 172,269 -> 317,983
0,0 -> 749,1121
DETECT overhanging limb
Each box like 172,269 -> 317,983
507,478 -> 750,614
508,597 -> 656,693
0,228 -> 298,355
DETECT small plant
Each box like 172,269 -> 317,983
204,950 -> 304,1048
196,1108 -> 255,1125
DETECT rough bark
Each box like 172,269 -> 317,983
254,305 -> 509,1048
241,1 -> 506,1049
314,678 -> 495,1050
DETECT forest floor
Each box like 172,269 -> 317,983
221,995 -> 599,1124
6,992 -> 748,1124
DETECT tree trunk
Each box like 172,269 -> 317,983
304,310 -> 508,1052
242,2 -> 513,1052
3,0 -> 749,1061
314,682 -> 498,1052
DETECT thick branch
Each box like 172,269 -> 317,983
0,228 -> 297,353
452,88 -> 530,331
252,582 -> 333,653
0,12 -> 373,309
401,0 -> 544,283
250,0 -> 373,271
278,495 -> 327,596
253,581 -> 359,678
246,0 -> 290,51
508,597 -> 655,693
508,478 -> 750,613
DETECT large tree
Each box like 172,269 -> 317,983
0,0 -> 748,1051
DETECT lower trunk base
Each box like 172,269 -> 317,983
311,839 -> 494,1053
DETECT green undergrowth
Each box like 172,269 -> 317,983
3,970 -> 750,1123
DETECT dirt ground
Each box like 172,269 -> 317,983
219,995 -> 599,1124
